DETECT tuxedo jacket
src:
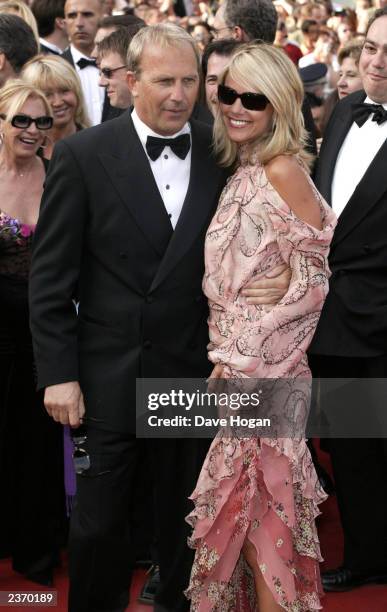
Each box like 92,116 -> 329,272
40,41 -> 61,56
61,48 -> 123,123
29,111 -> 226,432
309,89 -> 387,357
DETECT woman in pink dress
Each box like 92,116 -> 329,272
186,43 -> 336,612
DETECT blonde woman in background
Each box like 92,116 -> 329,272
22,54 -> 90,160
0,0 -> 40,48
0,80 -> 64,586
186,43 -> 336,611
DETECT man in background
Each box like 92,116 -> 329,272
31,0 -> 68,55
62,0 -> 104,124
0,14 -> 38,87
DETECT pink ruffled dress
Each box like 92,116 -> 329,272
186,153 -> 337,611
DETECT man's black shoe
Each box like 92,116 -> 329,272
322,566 -> 387,592
138,565 -> 160,605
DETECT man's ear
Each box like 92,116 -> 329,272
55,17 -> 67,31
0,53 -> 6,72
126,71 -> 138,97
233,26 -> 248,41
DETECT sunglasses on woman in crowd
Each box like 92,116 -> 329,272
0,113 -> 53,130
217,84 -> 270,111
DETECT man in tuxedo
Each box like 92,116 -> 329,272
31,0 -> 68,55
63,0 -> 105,124
309,7 -> 387,591
30,23 -> 226,612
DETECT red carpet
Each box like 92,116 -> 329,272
1,450 -> 387,611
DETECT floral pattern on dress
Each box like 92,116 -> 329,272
185,156 -> 336,611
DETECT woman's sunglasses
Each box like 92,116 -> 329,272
218,84 -> 269,111
0,113 -> 53,130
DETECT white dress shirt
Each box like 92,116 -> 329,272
71,45 -> 104,126
39,38 -> 63,55
331,96 -> 387,217
131,109 -> 191,230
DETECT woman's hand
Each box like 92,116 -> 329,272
209,363 -> 224,379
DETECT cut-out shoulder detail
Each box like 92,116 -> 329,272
265,155 -> 322,230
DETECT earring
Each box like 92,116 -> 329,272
40,134 -> 52,149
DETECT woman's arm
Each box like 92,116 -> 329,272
265,155 -> 322,230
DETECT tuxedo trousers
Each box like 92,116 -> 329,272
68,425 -> 209,612
309,354 -> 387,574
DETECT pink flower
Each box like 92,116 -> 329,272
20,224 -> 32,238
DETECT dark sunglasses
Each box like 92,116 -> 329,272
218,84 -> 269,111
0,113 -> 53,130
99,65 -> 127,79
72,431 -> 90,475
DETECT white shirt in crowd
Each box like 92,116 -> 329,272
131,109 -> 191,230
331,96 -> 387,217
39,38 -> 63,55
71,44 -> 104,126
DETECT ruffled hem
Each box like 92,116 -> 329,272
186,436 -> 326,611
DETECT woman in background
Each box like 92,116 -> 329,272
22,54 -> 90,160
0,80 -> 64,585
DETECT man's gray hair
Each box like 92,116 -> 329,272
224,0 -> 278,43
127,23 -> 201,75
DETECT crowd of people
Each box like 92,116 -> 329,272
1,0 -> 387,610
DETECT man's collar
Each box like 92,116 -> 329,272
70,44 -> 94,63
364,95 -> 387,110
131,108 -> 191,148
39,38 -> 63,55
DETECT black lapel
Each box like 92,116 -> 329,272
149,119 -> 224,292
315,91 -> 365,204
61,48 -> 75,67
331,136 -> 387,248
97,111 -> 173,256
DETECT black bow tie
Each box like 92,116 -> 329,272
352,102 -> 387,127
146,134 -> 190,161
77,57 -> 96,70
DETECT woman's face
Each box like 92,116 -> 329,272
45,86 -> 78,129
337,56 -> 362,98
1,97 -> 47,159
220,75 -> 274,146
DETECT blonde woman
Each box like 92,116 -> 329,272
0,0 -> 40,47
22,54 -> 90,160
0,80 -> 64,585
186,43 -> 336,611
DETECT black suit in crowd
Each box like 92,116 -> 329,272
309,89 -> 387,576
61,47 -> 123,123
39,41 -> 61,55
29,111 -> 226,611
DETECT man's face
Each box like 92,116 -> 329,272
91,25 -> 115,59
205,52 -> 231,117
212,6 -> 234,40
127,42 -> 199,136
65,0 -> 102,55
99,51 -> 131,109
360,15 -> 387,103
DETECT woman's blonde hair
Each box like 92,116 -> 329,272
0,78 -> 52,121
21,54 -> 91,130
0,0 -> 40,48
214,42 -> 313,169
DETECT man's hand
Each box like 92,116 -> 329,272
241,263 -> 291,305
44,381 -> 85,428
